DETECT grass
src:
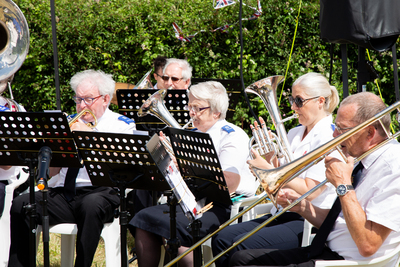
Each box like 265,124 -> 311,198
36,232 -> 138,267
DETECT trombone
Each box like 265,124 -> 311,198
165,100 -> 400,267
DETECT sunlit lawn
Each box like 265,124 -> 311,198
36,232 -> 138,267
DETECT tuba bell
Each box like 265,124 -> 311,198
245,75 -> 298,163
0,0 -> 29,111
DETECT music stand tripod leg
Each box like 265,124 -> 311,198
20,157 -> 38,267
165,191 -> 180,267
117,183 -> 128,267
190,220 -> 202,267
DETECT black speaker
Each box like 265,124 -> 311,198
320,0 -> 400,51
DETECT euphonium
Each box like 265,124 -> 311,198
245,75 -> 298,163
0,0 -> 30,111
68,108 -> 98,129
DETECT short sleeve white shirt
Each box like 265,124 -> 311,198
206,120 -> 259,197
327,140 -> 400,262
48,108 -> 136,188
286,114 -> 337,209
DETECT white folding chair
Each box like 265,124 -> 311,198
36,217 -> 125,267
0,170 -> 29,267
230,191 -> 268,225
315,243 -> 400,267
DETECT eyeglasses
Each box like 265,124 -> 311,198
154,72 -> 162,78
72,95 -> 102,105
185,105 -> 210,113
289,96 -> 320,108
161,75 -> 184,83
334,123 -> 355,134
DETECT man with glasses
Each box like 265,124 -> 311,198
161,58 -> 192,90
229,92 -> 400,267
8,70 -> 136,267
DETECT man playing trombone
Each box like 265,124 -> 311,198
229,92 -> 400,267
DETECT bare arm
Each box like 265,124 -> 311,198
0,166 -> 12,170
325,155 -> 392,257
223,171 -> 240,194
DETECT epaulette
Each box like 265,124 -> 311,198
67,113 -> 77,121
118,115 -> 135,124
0,105 -> 10,112
222,125 -> 235,133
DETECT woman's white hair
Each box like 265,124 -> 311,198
70,70 -> 115,104
293,72 -> 339,114
188,81 -> 229,120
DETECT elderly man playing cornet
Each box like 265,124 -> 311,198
229,92 -> 400,267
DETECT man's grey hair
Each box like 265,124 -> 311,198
188,81 -> 229,120
163,58 -> 193,82
340,92 -> 390,138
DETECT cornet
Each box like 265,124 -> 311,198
67,108 -> 98,129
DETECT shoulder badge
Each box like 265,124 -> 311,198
67,113 -> 77,121
222,125 -> 235,133
118,115 -> 135,124
0,105 -> 10,112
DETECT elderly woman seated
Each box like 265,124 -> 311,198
128,81 -> 259,267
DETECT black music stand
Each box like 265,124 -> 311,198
191,78 -> 242,121
165,127 -> 232,267
72,131 -> 170,267
117,89 -> 191,134
0,111 -> 81,267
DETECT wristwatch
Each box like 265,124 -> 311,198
336,184 -> 354,196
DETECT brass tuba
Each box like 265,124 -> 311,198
245,75 -> 298,163
0,0 -> 29,111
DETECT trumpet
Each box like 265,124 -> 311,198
165,100 -> 400,267
68,108 -> 98,129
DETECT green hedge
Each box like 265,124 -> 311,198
8,0 -> 400,132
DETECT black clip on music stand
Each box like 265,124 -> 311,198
117,89 -> 191,135
0,111 -> 81,267
72,131 -> 170,267
166,127 -> 232,267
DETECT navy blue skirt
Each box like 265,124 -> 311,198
129,202 -> 231,247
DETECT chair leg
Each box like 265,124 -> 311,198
60,234 -> 75,267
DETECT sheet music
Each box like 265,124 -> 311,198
164,160 -> 204,222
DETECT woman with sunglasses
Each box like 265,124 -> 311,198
129,81 -> 259,267
212,72 -> 341,267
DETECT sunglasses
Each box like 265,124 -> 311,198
289,96 -> 320,108
161,75 -> 184,83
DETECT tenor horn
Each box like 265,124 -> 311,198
138,88 -> 192,129
0,0 -> 29,111
165,100 -> 400,267
245,76 -> 298,163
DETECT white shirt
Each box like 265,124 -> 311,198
206,119 -> 259,197
286,114 -> 337,209
48,108 -> 136,188
0,166 -> 23,182
328,140 -> 400,264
